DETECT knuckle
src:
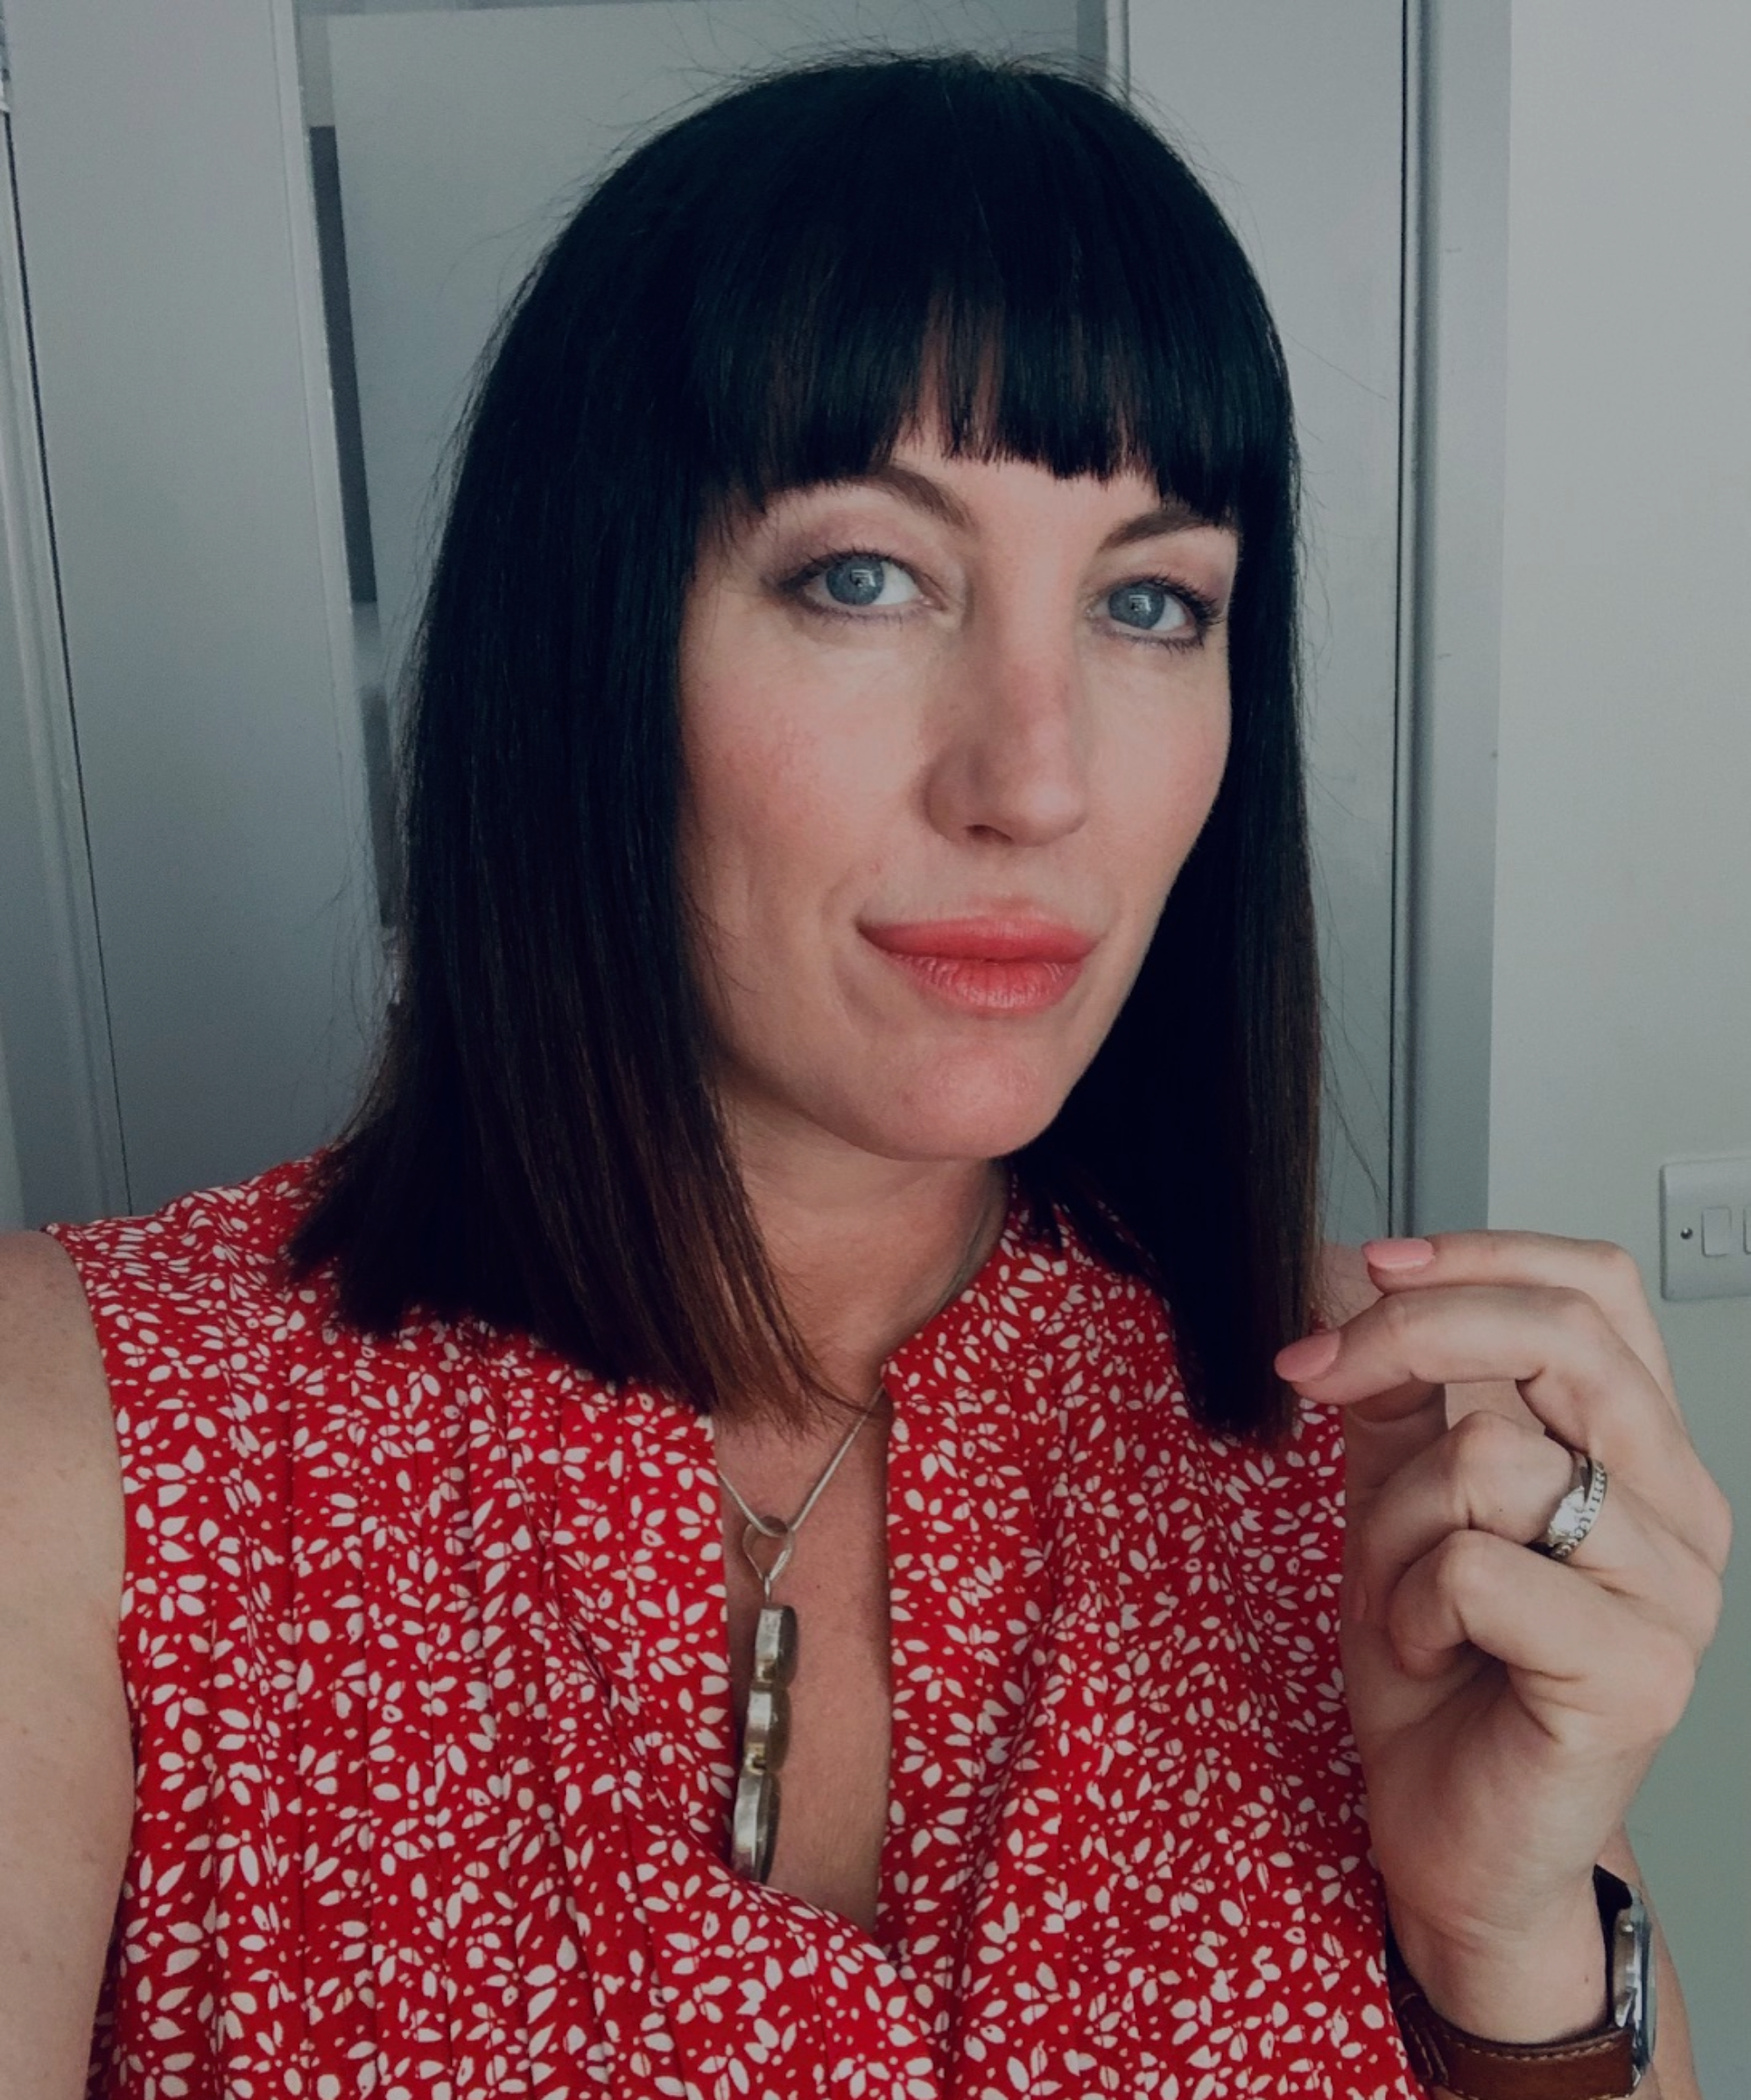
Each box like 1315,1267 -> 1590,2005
1590,1240 -> 1644,1294
1377,1289 -> 1424,1343
1635,1632 -> 1698,1738
1429,1526 -> 1498,1599
1649,1536 -> 1726,1652
1444,1410 -> 1532,1514
1438,1228 -> 1498,1271
1698,1570 -> 1726,1650
1665,1470 -> 1734,1577
1448,1407 -> 1523,1464
1698,1477 -> 1735,1573
1542,1283 -> 1604,1338
1677,1550 -> 1726,1649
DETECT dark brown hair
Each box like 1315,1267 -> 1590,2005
286,49 -> 1319,1444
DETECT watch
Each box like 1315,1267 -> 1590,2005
1384,1866 -> 1657,2098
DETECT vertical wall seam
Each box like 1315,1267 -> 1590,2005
0,109 -> 130,1217
1388,0 -> 1426,1237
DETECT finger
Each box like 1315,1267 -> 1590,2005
1354,1408 -> 1725,1652
1283,1283 -> 1708,1545
1276,1325 -> 1450,1498
1354,1408 -> 1572,1619
1382,1529 -> 1704,1754
1362,1232 -> 1679,1419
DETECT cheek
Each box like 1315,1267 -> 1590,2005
1118,685 -> 1233,892
1193,703 -> 1234,830
678,652 -> 905,938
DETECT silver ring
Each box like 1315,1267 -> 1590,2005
1530,1449 -> 1608,1562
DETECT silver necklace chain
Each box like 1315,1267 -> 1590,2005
715,1169 -> 1006,1881
717,1383 -> 883,1561
714,1169 -> 1005,1588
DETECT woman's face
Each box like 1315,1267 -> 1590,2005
677,428 -> 1239,1178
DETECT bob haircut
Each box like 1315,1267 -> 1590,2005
288,47 -> 1319,1445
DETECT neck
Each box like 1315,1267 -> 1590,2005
732,1148 -> 1008,1429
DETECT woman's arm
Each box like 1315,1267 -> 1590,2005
0,1233 -> 133,2100
1394,1821 -> 1698,2100
1317,1245 -> 1709,2099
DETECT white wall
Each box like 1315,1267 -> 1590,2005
1490,4 -> 1750,2086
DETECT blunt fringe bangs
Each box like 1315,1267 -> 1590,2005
286,49 -> 1320,1444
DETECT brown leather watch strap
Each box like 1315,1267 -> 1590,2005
1384,1928 -> 1637,2099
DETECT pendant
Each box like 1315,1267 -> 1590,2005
730,1601 -> 798,1879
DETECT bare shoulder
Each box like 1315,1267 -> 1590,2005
0,1232 -> 132,2097
0,1232 -> 122,1556
0,1227 -> 110,1380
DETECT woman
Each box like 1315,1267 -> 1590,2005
0,48 -> 1726,2100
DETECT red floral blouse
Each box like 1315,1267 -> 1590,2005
47,1155 -> 1427,2097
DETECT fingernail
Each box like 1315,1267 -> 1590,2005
1363,1236 -> 1436,1271
1276,1330 -> 1341,1380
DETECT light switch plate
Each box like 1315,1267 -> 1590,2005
1660,1157 -> 1751,1301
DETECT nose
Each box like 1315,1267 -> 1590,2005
921,615 -> 1091,849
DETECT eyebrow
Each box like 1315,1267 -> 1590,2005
808,460 -> 1220,549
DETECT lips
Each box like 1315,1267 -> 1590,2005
860,918 -> 1097,963
860,917 -> 1096,1015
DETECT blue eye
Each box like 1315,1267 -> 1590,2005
806,553 -> 920,610
781,541 -> 1217,646
1108,580 -> 1190,636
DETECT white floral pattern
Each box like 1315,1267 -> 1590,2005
48,1157 -> 1428,2098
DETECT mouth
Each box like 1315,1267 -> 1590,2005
859,917 -> 1095,1015
861,917 -> 1097,963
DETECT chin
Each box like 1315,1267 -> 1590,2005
833,1056 -> 1078,1164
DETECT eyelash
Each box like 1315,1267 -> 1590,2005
779,546 -> 1221,652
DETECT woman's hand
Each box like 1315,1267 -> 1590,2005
1277,1233 -> 1732,2047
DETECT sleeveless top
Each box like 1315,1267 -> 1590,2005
47,1155 -> 1429,2099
